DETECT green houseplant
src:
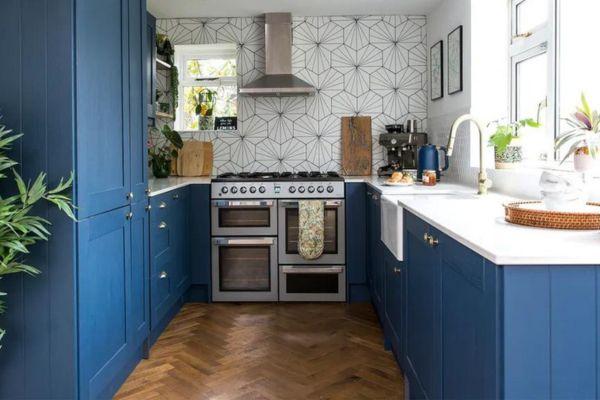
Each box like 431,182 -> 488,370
555,93 -> 600,172
0,120 -> 74,347
488,118 -> 541,169
148,125 -> 183,178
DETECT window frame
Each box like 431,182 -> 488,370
174,43 -> 238,131
509,0 -> 558,162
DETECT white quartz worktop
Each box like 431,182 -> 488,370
383,187 -> 600,266
148,177 -> 211,196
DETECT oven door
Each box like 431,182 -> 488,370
211,237 -> 278,302
211,200 -> 277,236
278,200 -> 345,265
279,265 -> 346,302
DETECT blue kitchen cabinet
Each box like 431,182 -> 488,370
440,238 -> 499,400
383,246 -> 405,369
345,182 -> 369,302
404,211 -> 442,400
149,188 -> 191,342
78,207 -> 145,400
76,0 -> 132,218
130,201 -> 151,350
366,187 -> 384,320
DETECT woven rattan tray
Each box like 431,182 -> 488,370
504,201 -> 600,230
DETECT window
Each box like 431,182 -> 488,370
174,44 -> 237,131
510,0 -> 600,163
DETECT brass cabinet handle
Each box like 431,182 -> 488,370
172,193 -> 179,200
159,201 -> 167,209
126,192 -> 134,200
126,212 -> 133,220
145,205 -> 152,212
423,233 -> 430,242
393,267 -> 402,274
159,271 -> 168,279
428,236 -> 439,247
145,188 -> 151,195
158,221 -> 167,229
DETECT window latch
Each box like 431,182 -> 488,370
512,32 -> 533,40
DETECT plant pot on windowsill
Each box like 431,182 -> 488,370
494,139 -> 523,169
573,147 -> 599,172
197,115 -> 214,130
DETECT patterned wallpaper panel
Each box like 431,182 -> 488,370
156,15 -> 427,174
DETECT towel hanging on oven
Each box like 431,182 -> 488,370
298,200 -> 325,260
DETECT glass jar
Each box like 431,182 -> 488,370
422,170 -> 437,186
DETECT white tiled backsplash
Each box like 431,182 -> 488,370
155,15 -> 428,175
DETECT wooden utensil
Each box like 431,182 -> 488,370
341,116 -> 372,176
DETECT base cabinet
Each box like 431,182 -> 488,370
149,187 -> 191,335
366,188 -> 384,320
383,248 -> 405,367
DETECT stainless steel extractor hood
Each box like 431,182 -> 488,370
239,13 -> 315,97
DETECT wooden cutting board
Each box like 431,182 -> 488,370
341,116 -> 372,176
175,140 -> 213,176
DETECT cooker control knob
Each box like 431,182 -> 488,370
240,186 -> 247,194
298,186 -> 306,193
317,186 -> 324,193
289,186 -> 296,193
327,186 -> 334,193
230,186 -> 238,194
221,186 -> 229,194
259,186 -> 266,193
308,186 -> 315,193
249,186 -> 257,193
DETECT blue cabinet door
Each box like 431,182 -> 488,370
78,206 -> 139,399
384,247 -> 405,367
188,185 -> 211,301
171,188 -> 190,297
440,238 -> 499,400
405,212 -> 442,400
346,183 -> 367,284
130,201 -> 150,348
76,0 -> 131,218
366,188 -> 384,317
129,0 -> 149,202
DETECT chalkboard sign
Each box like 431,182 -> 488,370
215,117 -> 237,130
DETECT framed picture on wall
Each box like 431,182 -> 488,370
430,40 -> 443,101
448,25 -> 463,95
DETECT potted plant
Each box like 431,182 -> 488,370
555,93 -> 599,172
0,120 -> 74,347
488,118 -> 541,169
148,125 -> 183,178
194,89 -> 216,130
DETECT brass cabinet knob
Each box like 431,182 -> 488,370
126,192 -> 134,200
126,212 -> 133,220
158,221 -> 167,229
159,271 -> 168,279
393,267 -> 402,274
428,236 -> 439,247
159,201 -> 167,209
172,193 -> 179,200
423,233 -> 430,242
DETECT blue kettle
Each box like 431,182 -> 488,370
417,145 -> 449,180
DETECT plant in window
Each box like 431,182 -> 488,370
555,93 -> 600,172
0,120 -> 75,348
488,118 -> 541,169
148,125 -> 183,178
194,89 -> 216,130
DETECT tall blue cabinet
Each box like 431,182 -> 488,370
0,0 -> 149,398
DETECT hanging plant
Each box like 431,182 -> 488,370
0,120 -> 74,348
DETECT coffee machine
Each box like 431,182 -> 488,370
377,124 -> 428,177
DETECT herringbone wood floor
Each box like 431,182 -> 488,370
115,303 -> 404,400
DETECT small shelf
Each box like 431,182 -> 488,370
156,58 -> 172,70
155,112 -> 174,120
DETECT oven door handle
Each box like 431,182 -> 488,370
212,200 -> 275,208
281,266 -> 344,274
279,200 -> 343,208
213,237 -> 275,246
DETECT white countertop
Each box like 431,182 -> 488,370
382,186 -> 600,266
148,176 -> 211,196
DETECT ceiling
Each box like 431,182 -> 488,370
147,0 -> 443,18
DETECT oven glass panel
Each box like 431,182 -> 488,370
218,208 -> 270,228
219,246 -> 270,291
286,273 -> 339,293
285,208 -> 338,254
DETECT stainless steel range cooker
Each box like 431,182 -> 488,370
210,171 -> 346,302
